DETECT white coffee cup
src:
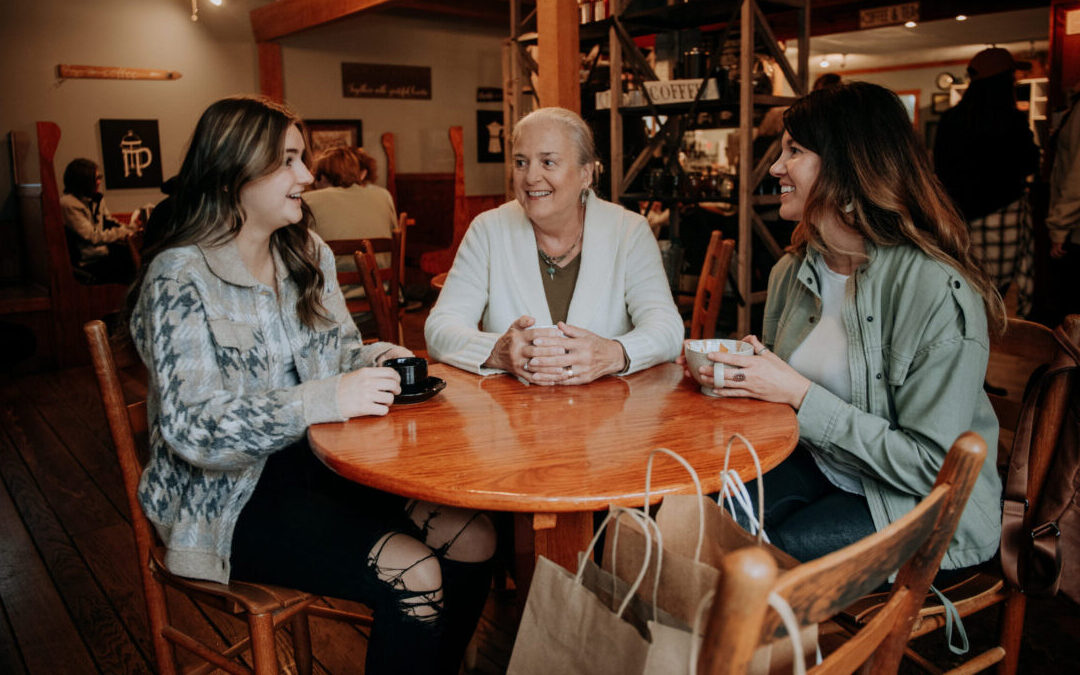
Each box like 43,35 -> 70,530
684,339 -> 755,396
526,324 -> 565,341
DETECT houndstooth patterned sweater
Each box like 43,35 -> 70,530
130,232 -> 393,583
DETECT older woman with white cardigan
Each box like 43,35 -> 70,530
425,107 -> 682,385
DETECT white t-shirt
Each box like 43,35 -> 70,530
788,255 -> 864,496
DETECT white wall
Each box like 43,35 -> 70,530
280,13 -> 507,196
0,0 -> 263,214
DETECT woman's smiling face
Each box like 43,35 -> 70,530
769,131 -> 822,222
512,119 -> 592,228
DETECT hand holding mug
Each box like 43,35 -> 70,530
484,316 -> 567,385
690,335 -> 811,408
526,321 -> 627,385
338,367 -> 401,417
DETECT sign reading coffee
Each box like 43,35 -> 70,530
99,119 -> 163,190
342,63 -> 432,100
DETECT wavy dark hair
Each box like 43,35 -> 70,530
63,158 -> 99,198
783,81 -> 1005,331
129,95 -> 329,327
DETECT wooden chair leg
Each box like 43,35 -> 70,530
291,612 -> 314,675
248,612 -> 279,675
998,589 -> 1026,675
145,576 -> 180,675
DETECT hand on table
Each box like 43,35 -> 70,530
338,368 -> 401,417
484,316 -> 569,385
685,335 -> 811,409
524,321 -> 627,386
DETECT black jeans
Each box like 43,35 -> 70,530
230,441 -> 490,675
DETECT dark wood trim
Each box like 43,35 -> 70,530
251,0 -> 398,42
258,42 -> 285,103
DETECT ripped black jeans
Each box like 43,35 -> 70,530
231,441 -> 493,675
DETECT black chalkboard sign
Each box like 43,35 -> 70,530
342,63 -> 432,100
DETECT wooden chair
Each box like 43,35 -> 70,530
355,239 -> 401,345
688,231 -> 735,339
325,218 -> 406,318
38,121 -> 129,367
836,315 -> 1080,675
698,431 -> 987,675
84,319 -> 371,675
382,127 -> 468,276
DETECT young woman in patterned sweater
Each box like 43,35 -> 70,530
129,95 -> 494,674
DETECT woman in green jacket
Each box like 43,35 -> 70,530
692,82 -> 1004,571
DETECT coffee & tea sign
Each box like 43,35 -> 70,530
99,119 -> 163,190
342,63 -> 432,100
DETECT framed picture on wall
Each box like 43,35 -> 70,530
305,119 -> 363,153
477,110 -> 505,163
931,92 -> 951,114
99,119 -> 163,189
894,89 -> 920,126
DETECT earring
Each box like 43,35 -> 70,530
580,188 -> 589,206
843,200 -> 855,213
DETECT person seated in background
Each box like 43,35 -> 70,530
425,106 -> 683,385
686,83 -> 1003,578
303,146 -> 397,302
60,158 -> 139,284
129,96 -> 494,675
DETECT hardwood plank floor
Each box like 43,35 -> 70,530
0,304 -> 1076,674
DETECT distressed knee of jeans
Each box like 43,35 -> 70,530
443,512 -> 497,562
368,538 -> 444,624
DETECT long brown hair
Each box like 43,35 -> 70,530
783,82 -> 1006,332
130,95 -> 329,327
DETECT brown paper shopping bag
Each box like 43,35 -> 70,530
646,438 -> 817,674
508,507 -> 664,675
602,449 -> 719,626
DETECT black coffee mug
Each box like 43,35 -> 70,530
385,357 -> 427,395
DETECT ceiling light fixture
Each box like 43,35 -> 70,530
956,15 -> 968,21
819,58 -> 831,68
904,21 -> 917,28
190,0 -> 223,22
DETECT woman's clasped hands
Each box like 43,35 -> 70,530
677,335 -> 812,409
486,315 -> 627,386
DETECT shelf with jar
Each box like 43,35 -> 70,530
592,0 -> 809,335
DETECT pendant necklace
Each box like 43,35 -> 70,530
538,204 -> 586,280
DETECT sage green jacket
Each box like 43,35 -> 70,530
763,243 -> 1001,569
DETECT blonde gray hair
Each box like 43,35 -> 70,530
512,107 -> 597,168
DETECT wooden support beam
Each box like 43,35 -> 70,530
536,0 -> 579,111
258,42 -> 284,103
250,0 -> 398,42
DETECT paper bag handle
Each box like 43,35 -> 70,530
686,590 -> 808,675
577,506 -> 660,619
720,433 -> 768,545
644,447 -> 706,562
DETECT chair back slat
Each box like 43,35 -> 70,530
690,232 -> 735,339
355,241 -> 401,344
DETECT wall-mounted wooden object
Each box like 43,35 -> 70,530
56,65 -> 182,81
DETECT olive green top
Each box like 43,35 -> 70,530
539,251 -> 582,325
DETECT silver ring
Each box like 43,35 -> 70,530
757,347 -> 770,355
523,359 -> 530,372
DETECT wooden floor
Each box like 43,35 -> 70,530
1,302 -> 1078,674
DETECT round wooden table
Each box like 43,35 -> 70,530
309,362 -> 798,573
